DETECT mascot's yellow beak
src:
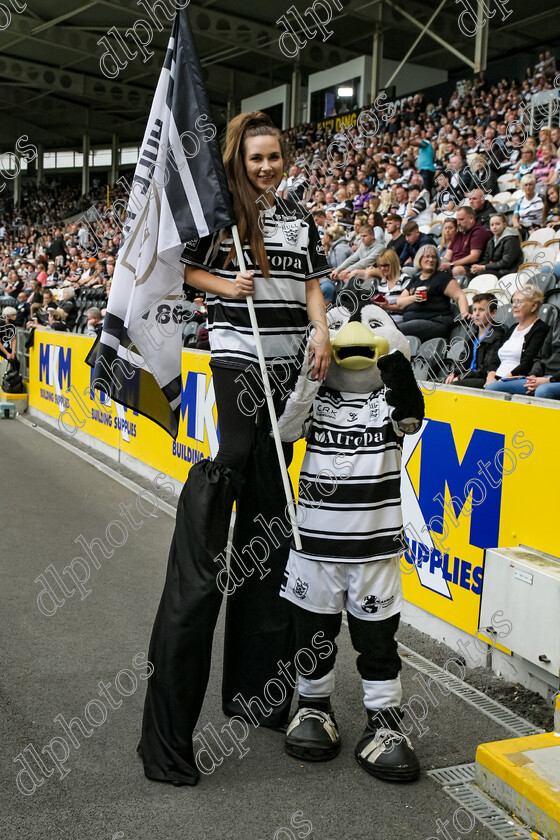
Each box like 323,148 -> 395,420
331,321 -> 390,370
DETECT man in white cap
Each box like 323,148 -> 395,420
0,306 -> 17,361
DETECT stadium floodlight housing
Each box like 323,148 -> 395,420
338,87 -> 353,97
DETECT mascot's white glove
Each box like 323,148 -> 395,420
275,355 -> 322,443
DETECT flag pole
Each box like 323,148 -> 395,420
230,224 -> 302,551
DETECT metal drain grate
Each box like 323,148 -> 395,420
398,643 -> 544,738
442,782 -> 545,840
427,763 -> 476,785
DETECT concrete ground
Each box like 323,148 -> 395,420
0,418 -> 532,840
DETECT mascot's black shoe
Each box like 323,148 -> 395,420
285,706 -> 341,761
355,707 -> 420,782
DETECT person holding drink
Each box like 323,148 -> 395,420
397,244 -> 470,341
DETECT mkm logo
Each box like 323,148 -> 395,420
416,420 -> 504,549
39,343 -> 71,391
181,371 -> 219,458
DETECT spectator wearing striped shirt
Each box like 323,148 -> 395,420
534,144 -> 558,183
513,175 -> 544,238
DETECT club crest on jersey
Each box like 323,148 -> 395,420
293,578 -> 309,599
316,404 -> 337,419
369,399 -> 380,421
283,221 -> 300,246
361,594 -> 395,614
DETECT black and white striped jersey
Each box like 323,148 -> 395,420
180,201 -> 329,370
295,387 -> 406,563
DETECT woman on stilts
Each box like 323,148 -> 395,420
139,111 -> 331,786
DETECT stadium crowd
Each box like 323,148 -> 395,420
1,50 -> 560,398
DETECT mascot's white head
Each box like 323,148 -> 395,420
317,282 -> 410,393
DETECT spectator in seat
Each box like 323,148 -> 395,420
510,145 -> 537,182
485,286 -> 549,391
312,209 -> 327,237
36,261 -> 48,286
534,144 -> 557,183
384,213 -> 406,257
331,225 -> 385,283
348,214 -> 367,249
471,213 -> 523,278
437,218 -> 458,259
441,206 -> 491,281
392,184 -> 409,218
60,287 -> 78,330
446,294 -> 504,388
397,243 -> 469,341
28,307 -> 68,332
468,188 -> 496,229
353,180 -> 372,213
366,248 -> 410,324
85,307 -> 103,338
405,183 -> 432,227
542,184 -> 560,230
323,224 -> 354,269
512,174 -> 544,238
399,221 -> 435,268
485,323 -> 560,399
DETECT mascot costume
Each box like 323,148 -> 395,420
276,283 -> 425,782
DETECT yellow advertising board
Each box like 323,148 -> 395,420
28,332 -> 560,637
400,389 -> 560,634
27,332 -> 306,493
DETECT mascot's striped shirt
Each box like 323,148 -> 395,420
180,198 -> 328,371
296,386 -> 406,563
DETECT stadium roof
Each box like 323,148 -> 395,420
0,0 -> 559,150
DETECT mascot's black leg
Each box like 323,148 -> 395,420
284,605 -> 342,761
222,422 -> 296,729
347,612 -> 420,782
139,459 -> 243,786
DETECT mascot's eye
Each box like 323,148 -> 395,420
368,319 -> 382,329
329,320 -> 343,330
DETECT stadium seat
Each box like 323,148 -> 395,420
498,174 -> 517,191
520,240 -> 541,262
182,321 -> 199,347
495,303 -> 516,328
467,273 -> 498,291
544,286 -> 560,307
412,355 -> 431,380
530,228 -> 554,245
430,222 -> 443,236
417,338 -> 448,381
405,335 -> 421,358
446,335 -> 470,371
449,316 -> 476,343
544,238 -> 560,260
493,191 -> 512,203
539,303 -> 559,328
495,202 -> 511,214
535,183 -> 548,197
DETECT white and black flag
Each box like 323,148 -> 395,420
86,9 -> 235,438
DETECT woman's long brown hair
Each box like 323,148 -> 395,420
221,111 -> 286,278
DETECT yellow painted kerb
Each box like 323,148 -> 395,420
477,733 -> 560,823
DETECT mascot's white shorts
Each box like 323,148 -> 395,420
280,551 -> 403,621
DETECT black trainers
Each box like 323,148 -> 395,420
285,707 -> 341,761
355,707 -> 420,782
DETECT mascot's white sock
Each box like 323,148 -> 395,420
362,676 -> 402,711
299,671 -> 335,699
